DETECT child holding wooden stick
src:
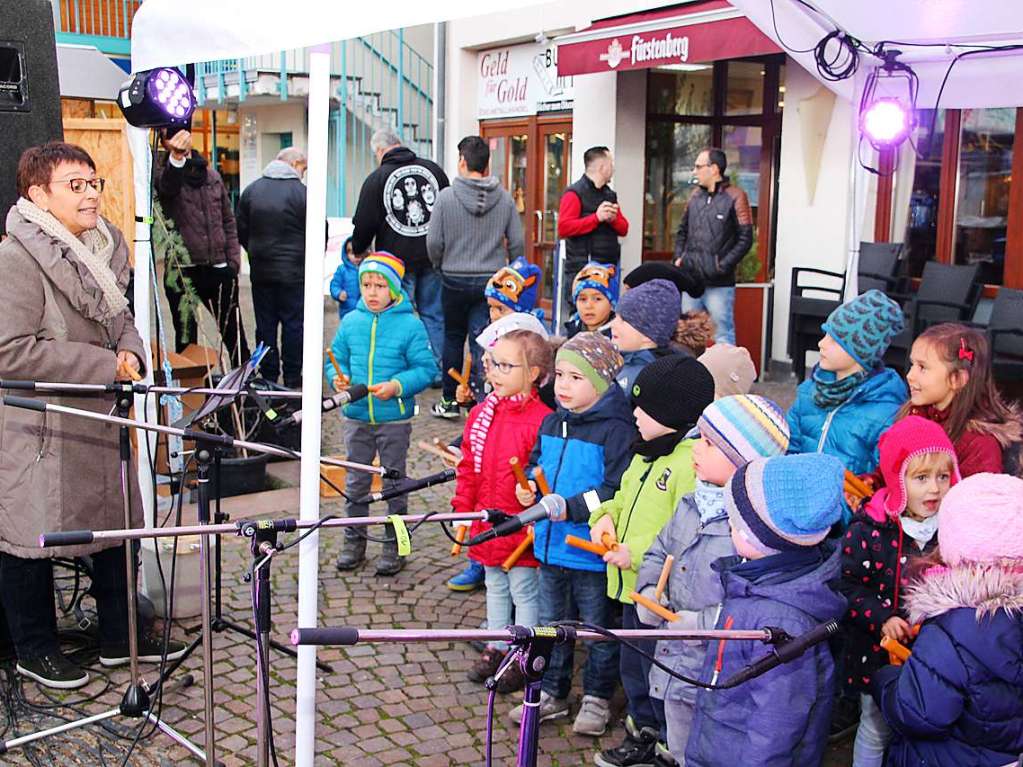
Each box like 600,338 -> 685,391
634,395 -> 790,761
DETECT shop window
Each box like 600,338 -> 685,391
643,56 -> 784,280
954,108 -> 1015,286
905,109 -> 946,278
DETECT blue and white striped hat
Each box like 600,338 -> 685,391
697,395 -> 789,468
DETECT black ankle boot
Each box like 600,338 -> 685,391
335,536 -> 366,571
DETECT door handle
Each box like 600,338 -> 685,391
534,210 -> 543,246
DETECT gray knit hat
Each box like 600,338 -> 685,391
615,278 -> 681,347
557,332 -> 624,395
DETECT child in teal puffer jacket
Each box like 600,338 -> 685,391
324,252 -> 438,575
786,289 -> 908,524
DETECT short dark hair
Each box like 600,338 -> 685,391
17,142 -> 96,198
703,147 -> 727,176
457,135 -> 490,174
584,146 -> 610,168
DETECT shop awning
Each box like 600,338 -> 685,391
555,0 -> 781,77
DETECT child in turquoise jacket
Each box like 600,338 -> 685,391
325,252 -> 437,575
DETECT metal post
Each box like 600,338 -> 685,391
238,59 -> 247,102
397,28 -> 404,141
340,39 -> 348,216
279,50 -> 288,101
433,22 -> 446,166
194,449 -> 217,766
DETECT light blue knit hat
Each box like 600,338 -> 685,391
726,453 -> 844,556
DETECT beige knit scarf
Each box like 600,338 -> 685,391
16,197 -> 129,321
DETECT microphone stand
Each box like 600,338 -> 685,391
291,624 -> 778,767
38,511 -> 486,767
2,392 -> 401,766
0,390 -> 208,763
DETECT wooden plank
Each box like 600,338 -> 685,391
62,117 -> 135,261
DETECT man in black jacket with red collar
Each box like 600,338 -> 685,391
673,147 -> 753,345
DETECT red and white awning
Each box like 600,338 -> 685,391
556,0 -> 780,77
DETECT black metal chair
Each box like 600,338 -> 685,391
987,287 -> 1023,384
883,261 -> 983,372
788,242 -> 904,381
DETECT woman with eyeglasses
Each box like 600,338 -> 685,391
0,142 -> 185,689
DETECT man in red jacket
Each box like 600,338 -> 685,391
558,146 -> 629,313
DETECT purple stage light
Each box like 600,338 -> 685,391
861,97 -> 912,149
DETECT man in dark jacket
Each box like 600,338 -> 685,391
237,147 -> 308,387
426,135 -> 523,418
673,147 -> 753,345
558,146 -> 629,315
351,129 -> 449,372
157,129 -> 249,365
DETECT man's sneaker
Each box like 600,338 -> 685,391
17,653 -> 89,689
100,635 -> 188,667
430,399 -> 461,419
447,561 -> 485,592
573,695 -> 612,736
468,647 -> 506,683
509,691 -> 571,724
594,717 -> 658,767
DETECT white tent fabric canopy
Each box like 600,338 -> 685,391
126,3 -> 533,765
730,0 -> 1023,108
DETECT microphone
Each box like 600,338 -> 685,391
466,495 -> 566,546
357,468 -> 456,504
276,383 -> 369,427
719,620 -> 840,688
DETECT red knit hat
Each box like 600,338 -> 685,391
878,416 -> 961,516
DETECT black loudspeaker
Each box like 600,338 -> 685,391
0,0 -> 63,235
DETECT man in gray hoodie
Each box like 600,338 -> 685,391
426,135 -> 524,417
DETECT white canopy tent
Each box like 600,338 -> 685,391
125,2 -> 533,764
729,0 -> 1023,297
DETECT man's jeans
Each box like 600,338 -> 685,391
440,274 -> 490,401
538,565 -> 619,700
682,286 -> 736,345
251,281 -> 304,386
402,266 -> 445,370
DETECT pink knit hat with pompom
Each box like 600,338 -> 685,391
938,473 -> 1023,564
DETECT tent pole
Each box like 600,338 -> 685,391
294,42 -> 331,767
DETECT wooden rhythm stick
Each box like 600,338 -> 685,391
326,349 -> 348,385
566,534 -> 608,556
460,354 -> 471,385
630,591 -> 679,623
501,527 -> 534,571
600,532 -> 619,552
450,525 -> 468,557
880,636 -> 912,665
418,440 -> 459,466
533,467 -> 552,496
654,555 -> 675,601
509,457 -> 531,492
447,363 -> 469,387
116,361 -> 142,382
844,470 -> 873,500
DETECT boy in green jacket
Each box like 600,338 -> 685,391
589,354 -> 716,767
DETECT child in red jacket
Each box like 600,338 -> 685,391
453,328 -> 554,693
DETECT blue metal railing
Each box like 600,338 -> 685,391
51,0 -> 140,56
197,29 -> 434,217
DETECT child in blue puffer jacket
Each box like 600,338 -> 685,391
786,289 -> 908,524
329,236 -> 363,319
324,252 -> 437,576
507,332 -> 636,737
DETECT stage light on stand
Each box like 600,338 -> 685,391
861,97 -> 912,149
117,67 -> 195,129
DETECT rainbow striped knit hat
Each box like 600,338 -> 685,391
697,395 -> 790,468
359,251 -> 405,299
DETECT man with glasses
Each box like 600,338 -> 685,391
673,147 -> 753,345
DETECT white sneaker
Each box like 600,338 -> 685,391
508,691 -> 571,724
572,694 -> 611,736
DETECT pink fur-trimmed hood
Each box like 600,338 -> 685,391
903,560 -> 1023,625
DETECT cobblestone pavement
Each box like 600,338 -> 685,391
4,297 -> 852,766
